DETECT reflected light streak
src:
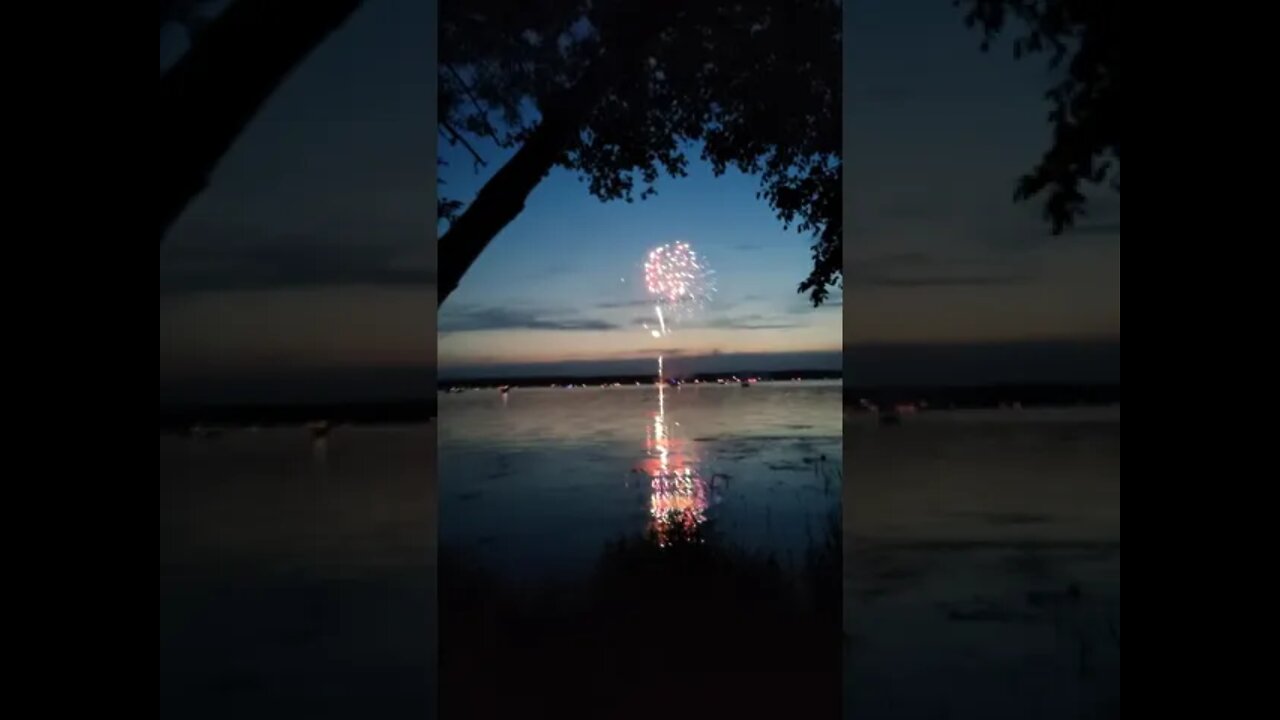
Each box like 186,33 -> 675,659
644,381 -> 719,547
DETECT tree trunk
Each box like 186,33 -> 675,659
159,0 -> 364,243
436,0 -> 683,306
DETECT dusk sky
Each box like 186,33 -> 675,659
844,0 -> 1120,384
160,0 -> 436,402
436,134 -> 843,378
159,0 -> 1119,402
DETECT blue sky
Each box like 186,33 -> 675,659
158,0 -> 1119,401
436,133 -> 843,375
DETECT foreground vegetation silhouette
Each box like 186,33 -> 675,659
440,512 -> 841,719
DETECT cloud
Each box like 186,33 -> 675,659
733,243 -> 765,251
634,310 -> 802,329
848,251 -> 1031,289
553,347 -> 698,360
861,274 -> 1028,288
597,299 -> 659,309
785,288 -> 842,313
439,305 -> 620,333
852,251 -> 936,270
726,322 -> 804,329
700,313 -> 804,330
161,230 -> 435,295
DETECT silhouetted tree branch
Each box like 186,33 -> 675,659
957,0 -> 1119,233
443,62 -> 505,145
159,0 -> 365,243
439,0 -> 688,304
440,122 -> 488,170
438,0 -> 842,307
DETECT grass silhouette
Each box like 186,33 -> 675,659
440,510 -> 841,719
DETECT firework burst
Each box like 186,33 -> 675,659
642,241 -> 714,337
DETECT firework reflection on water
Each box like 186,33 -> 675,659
644,382 -> 722,546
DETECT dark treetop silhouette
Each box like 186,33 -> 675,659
957,0 -> 1119,232
437,0 -> 843,307
159,0 -> 365,243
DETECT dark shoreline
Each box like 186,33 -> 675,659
843,383 -> 1120,409
439,368 -> 842,388
158,383 -> 1118,430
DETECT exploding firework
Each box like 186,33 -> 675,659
642,241 -> 713,337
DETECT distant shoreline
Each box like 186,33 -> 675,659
842,383 -> 1120,410
438,369 -> 842,388
159,381 -> 1119,430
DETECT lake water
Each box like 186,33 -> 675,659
158,392 -> 1115,718
159,425 -> 437,720
844,407 -> 1121,720
438,380 -> 844,717
438,380 -> 843,578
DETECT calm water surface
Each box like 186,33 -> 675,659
156,392 -> 1113,717
439,380 -> 842,580
159,425 -> 436,720
844,407 -> 1121,720
439,380 -> 843,718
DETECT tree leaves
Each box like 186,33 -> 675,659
439,0 -> 843,306
955,0 -> 1119,235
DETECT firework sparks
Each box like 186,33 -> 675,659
642,241 -> 713,338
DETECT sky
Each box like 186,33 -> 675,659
159,0 -> 1119,402
160,0 -> 437,403
843,0 -> 1120,384
435,139 -> 843,379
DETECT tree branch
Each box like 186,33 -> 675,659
440,120 -> 488,171
159,0 -> 364,243
437,0 -> 685,306
443,62 -> 504,145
